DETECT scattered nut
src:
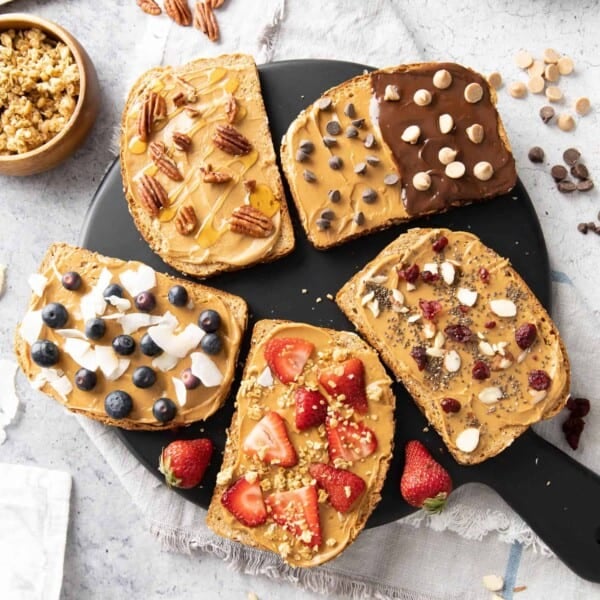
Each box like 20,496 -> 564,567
490,298 -> 517,317
464,82 -> 483,103
557,112 -> 576,132
478,387 -> 503,405
444,350 -> 461,373
384,84 -> 400,101
413,88 -> 432,106
574,96 -> 591,116
545,85 -> 563,103
456,428 -> 480,453
527,75 -> 545,94
487,71 -> 503,89
401,125 -> 421,144
438,147 -> 457,165
515,49 -> 534,69
438,113 -> 454,134
473,161 -> 494,181
445,161 -> 466,179
557,56 -> 574,75
544,63 -> 560,82
466,123 -> 485,144
433,69 -> 452,89
413,171 -> 431,191
457,287 -> 478,307
509,81 -> 527,98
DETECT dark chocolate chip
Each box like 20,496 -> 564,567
577,179 -> 594,192
364,133 -> 376,148
303,169 -> 317,183
345,125 -> 359,138
320,209 -> 335,220
588,222 -> 598,232
328,156 -> 343,170
299,139 -> 315,154
551,165 -> 568,181
322,136 -> 337,148
557,180 -> 577,193
362,188 -> 377,203
366,155 -> 380,166
316,218 -> 331,231
344,103 -> 356,118
354,211 -> 365,226
317,97 -> 332,111
328,189 -> 341,203
563,148 -> 581,166
296,150 -> 309,162
571,163 -> 589,180
326,120 -> 342,135
528,146 -> 545,163
352,118 -> 365,128
539,105 -> 555,124
384,173 -> 400,185
354,162 -> 367,175
577,223 -> 589,234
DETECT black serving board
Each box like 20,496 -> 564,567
81,60 -> 600,582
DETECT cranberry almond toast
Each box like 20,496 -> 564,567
336,228 -> 570,465
206,320 -> 395,567
15,243 -> 247,430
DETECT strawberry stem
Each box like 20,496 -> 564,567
422,492 -> 448,515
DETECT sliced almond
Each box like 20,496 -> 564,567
440,261 -> 456,285
457,287 -> 478,306
401,125 -> 421,144
406,282 -> 416,292
529,389 -> 548,404
423,321 -> 436,339
482,574 -> 504,592
433,330 -> 445,349
490,298 -> 517,317
456,428 -> 480,453
478,341 -> 495,356
423,262 -> 439,274
478,386 -> 503,404
426,347 -> 445,358
366,274 -> 388,285
407,314 -> 421,323
361,290 -> 375,306
439,113 -> 454,134
391,288 -> 405,305
443,349 -> 461,372
367,299 -> 380,318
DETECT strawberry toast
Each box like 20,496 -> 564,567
206,319 -> 395,567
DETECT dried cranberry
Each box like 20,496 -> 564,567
441,397 -> 461,413
444,324 -> 472,342
566,397 -> 590,418
432,236 -> 449,253
478,267 -> 490,284
565,432 -> 581,450
472,360 -> 491,380
515,323 -> 537,350
528,369 -> 551,390
562,414 -> 585,436
484,320 -> 497,329
421,270 -> 440,284
419,299 -> 442,321
398,264 -> 420,283
410,346 -> 428,371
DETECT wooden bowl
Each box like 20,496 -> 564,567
0,14 -> 100,176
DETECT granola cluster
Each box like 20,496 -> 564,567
0,28 -> 80,155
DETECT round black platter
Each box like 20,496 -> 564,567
81,60 -> 600,582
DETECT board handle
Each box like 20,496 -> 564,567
465,431 -> 600,582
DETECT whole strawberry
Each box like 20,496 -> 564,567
400,440 -> 452,513
159,438 -> 213,489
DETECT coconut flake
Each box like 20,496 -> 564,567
105,359 -> 130,381
95,345 -> 119,378
45,370 -> 72,401
444,350 -> 461,372
172,377 -> 187,407
152,353 -> 179,372
117,313 -> 163,335
457,287 -> 478,307
456,428 -> 480,453
147,323 -> 205,358
0,360 -> 19,427
490,299 -> 517,318
63,338 -> 100,372
478,386 -> 503,404
55,328 -> 88,340
257,366 -> 274,387
27,273 -> 48,297
106,295 -> 131,312
80,268 -> 112,322
190,352 -> 223,387
119,264 -> 156,297
440,261 -> 455,285
19,310 -> 43,345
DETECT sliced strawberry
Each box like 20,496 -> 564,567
221,476 -> 267,527
319,358 -> 368,414
265,485 -> 322,546
264,337 -> 315,384
309,463 -> 366,513
326,415 -> 377,463
295,387 -> 327,431
242,412 -> 298,467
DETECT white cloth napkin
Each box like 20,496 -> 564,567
0,463 -> 72,600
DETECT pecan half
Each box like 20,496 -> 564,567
194,2 -> 219,42
229,205 -> 274,238
200,164 -> 232,183
164,0 -> 192,25
172,92 -> 187,107
149,141 -> 184,181
243,179 -> 257,193
138,92 -> 167,142
185,106 -> 202,118
175,205 -> 198,235
225,94 -> 237,124
137,0 -> 161,15
213,125 -> 252,156
137,175 -> 168,217
173,132 -> 192,151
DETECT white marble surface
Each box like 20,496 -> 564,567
1,1 -> 599,599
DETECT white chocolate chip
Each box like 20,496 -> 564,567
509,81 -> 527,98
384,84 -> 400,101
466,123 -> 485,144
456,428 -> 480,453
487,71 -> 503,89
425,347 -> 445,358
515,50 -> 533,69
557,56 -> 574,75
545,85 -> 563,103
438,147 -> 457,165
527,59 -> 545,78
473,161 -> 494,181
478,386 -> 503,404
544,63 -> 560,82
445,161 -> 466,179
413,88 -> 432,106
479,341 -> 495,357
440,261 -> 456,285
490,298 -> 517,317
433,330 -> 445,349
557,112 -> 576,132
413,171 -> 431,191
527,75 -> 545,94
401,125 -> 421,144
433,69 -> 452,89
574,97 -> 591,116
543,48 -> 560,64
361,290 -> 375,306
438,113 -> 454,134
423,321 -> 436,339
529,389 -> 548,404
464,82 -> 483,103
457,287 -> 478,306
482,574 -> 505,592
443,350 -> 461,372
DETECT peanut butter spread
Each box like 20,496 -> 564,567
121,54 -> 285,270
17,245 -> 245,428
339,228 -> 569,464
281,63 -> 517,249
215,321 -> 395,566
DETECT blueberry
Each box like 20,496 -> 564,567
132,366 -> 156,389
198,309 -> 221,333
135,290 -> 156,312
104,390 -> 133,419
140,333 -> 162,357
112,334 -> 136,356
85,317 -> 106,340
200,332 -> 222,355
152,397 -> 177,423
103,283 -> 124,300
61,271 -> 82,291
31,339 -> 60,367
41,302 -> 68,329
181,367 -> 201,390
168,285 -> 188,307
75,368 -> 97,391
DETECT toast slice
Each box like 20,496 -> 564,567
120,53 -> 294,278
336,228 -> 570,465
15,243 -> 247,430
281,62 -> 517,249
206,319 -> 395,567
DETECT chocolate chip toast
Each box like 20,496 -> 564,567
336,228 -> 570,465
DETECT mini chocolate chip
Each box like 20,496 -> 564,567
322,136 -> 337,148
320,209 -> 335,220
571,163 -> 589,180
366,155 -> 380,166
551,165 -> 568,181
344,103 -> 356,118
362,188 -> 377,203
303,169 -> 317,183
317,97 -> 332,111
577,223 -> 589,234
299,139 -> 315,154
354,211 -> 365,226
557,180 -> 577,193
352,118 -> 365,128
528,146 -> 544,163
364,133 -> 375,148
326,121 -> 342,135
296,150 -> 309,162
316,218 -> 331,230
540,105 -> 555,124
354,162 -> 367,175
328,189 -> 341,203
563,148 -> 581,166
345,125 -> 359,138
329,156 -> 343,170
384,173 -> 400,185
577,179 -> 594,192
